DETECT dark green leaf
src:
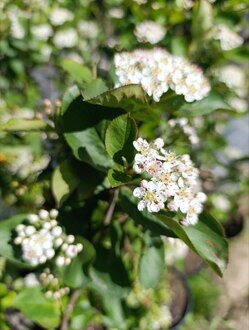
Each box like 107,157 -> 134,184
108,169 -> 132,187
13,287 -> 61,329
105,113 -> 138,166
119,188 -> 176,237
61,237 -> 95,288
157,211 -> 228,276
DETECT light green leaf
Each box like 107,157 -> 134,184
139,245 -> 165,289
82,79 -> 108,101
192,0 -> 213,39
105,113 -> 138,166
1,118 -> 47,132
178,91 -> 232,116
52,159 -> 79,207
60,85 -> 81,116
61,58 -> 92,84
13,287 -> 61,329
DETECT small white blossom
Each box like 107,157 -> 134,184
50,8 -> 73,26
53,29 -> 78,49
132,137 -> 206,225
134,21 -> 166,44
114,48 -> 210,103
214,24 -> 243,51
32,24 -> 53,41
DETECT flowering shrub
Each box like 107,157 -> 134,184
0,0 -> 248,329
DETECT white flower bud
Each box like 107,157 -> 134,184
64,257 -> 71,265
27,214 -> 39,223
25,226 -> 36,236
52,226 -> 63,237
16,224 -> 25,232
50,209 -> 58,219
56,256 -> 65,267
76,243 -> 83,253
14,236 -> 23,245
53,291 -> 61,299
61,243 -> 68,251
39,255 -> 47,264
43,222 -> 52,230
65,245 -> 78,258
39,209 -> 49,220
55,237 -> 63,247
66,235 -> 75,243
45,248 -> 55,259
50,220 -> 58,227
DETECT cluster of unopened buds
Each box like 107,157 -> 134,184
14,209 -> 83,267
40,268 -> 70,299
132,138 -> 207,226
114,48 -> 210,102
24,270 -> 70,300
168,117 -> 199,145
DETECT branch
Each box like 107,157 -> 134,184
60,288 -> 81,330
103,189 -> 119,226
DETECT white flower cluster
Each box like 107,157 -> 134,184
133,138 -> 207,225
114,48 -> 210,102
163,237 -> 189,265
168,117 -> 200,145
214,24 -> 243,51
53,29 -> 78,49
40,268 -> 70,299
49,7 -> 73,26
218,65 -> 247,97
14,209 -> 83,266
150,305 -> 172,330
78,21 -> 99,39
134,21 -> 166,44
32,24 -> 53,41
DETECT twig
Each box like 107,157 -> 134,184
60,288 -> 81,330
103,189 -> 119,226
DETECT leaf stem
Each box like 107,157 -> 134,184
103,188 -> 119,226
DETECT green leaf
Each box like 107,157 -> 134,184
89,247 -> 130,298
88,84 -> 159,122
13,287 -> 61,329
61,58 -> 92,84
61,237 -> 95,288
60,87 -> 123,171
1,118 -> 47,132
52,159 -> 79,207
82,79 -> 108,100
105,113 -> 138,166
157,211 -> 228,276
108,168 -> 132,187
178,91 -> 232,116
192,0 -> 213,39
139,244 -> 165,289
0,215 -> 32,268
64,128 -> 113,171
119,188 -> 176,238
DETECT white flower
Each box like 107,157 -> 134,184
114,48 -> 210,103
78,21 -> 98,39
50,8 -> 73,26
134,21 -> 166,44
24,273 -> 40,288
32,24 -> 53,41
53,29 -> 78,49
214,24 -> 243,51
133,180 -> 166,213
